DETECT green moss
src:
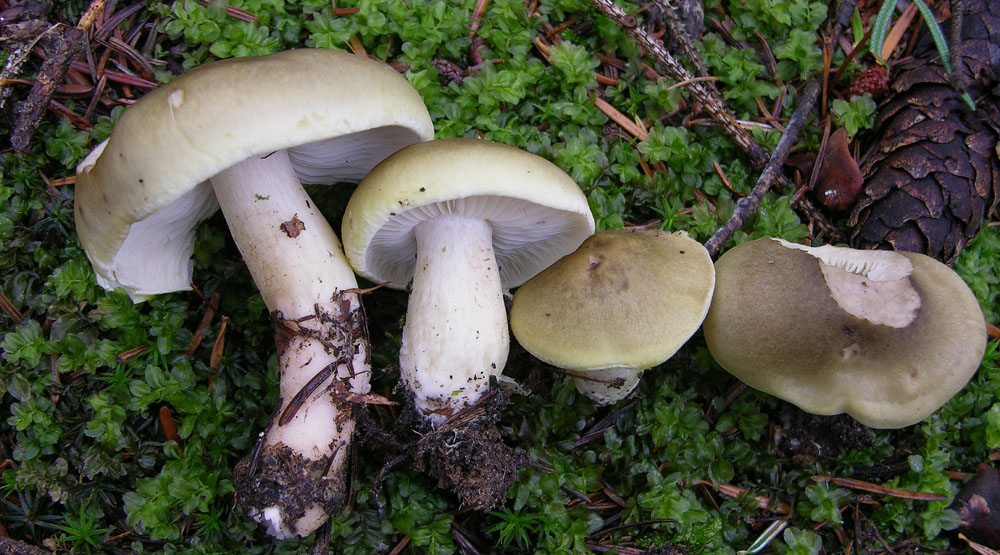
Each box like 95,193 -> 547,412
1,0 -> 995,551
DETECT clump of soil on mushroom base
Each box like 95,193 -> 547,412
358,385 -> 526,511
233,443 -> 347,528
412,390 -> 526,510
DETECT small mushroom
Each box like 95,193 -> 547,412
341,138 -> 595,425
702,238 -> 987,428
74,49 -> 433,537
510,229 -> 715,404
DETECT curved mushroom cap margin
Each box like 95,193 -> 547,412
341,138 -> 596,289
75,48 -> 433,301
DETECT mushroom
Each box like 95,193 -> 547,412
702,237 -> 987,428
341,138 -> 595,425
509,229 -> 715,404
74,49 -> 433,537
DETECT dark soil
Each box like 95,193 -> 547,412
642,545 -> 689,555
412,391 -> 526,510
772,403 -> 876,460
358,385 -> 526,511
0,536 -> 50,555
233,442 -> 345,533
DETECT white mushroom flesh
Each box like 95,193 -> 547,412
400,213 -> 508,426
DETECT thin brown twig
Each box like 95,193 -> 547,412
830,22 -> 876,87
116,344 -> 150,363
704,79 -> 821,256
209,316 -> 228,370
193,0 -> 258,22
697,480 -> 791,514
664,75 -> 720,92
589,518 -> 677,539
184,292 -> 220,356
594,96 -> 647,139
387,535 -> 411,555
811,475 -> 948,501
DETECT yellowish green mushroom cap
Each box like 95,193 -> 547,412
74,48 -> 433,302
510,230 -> 715,404
703,238 -> 987,429
342,138 -> 596,290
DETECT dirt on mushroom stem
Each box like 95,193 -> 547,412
233,293 -> 369,536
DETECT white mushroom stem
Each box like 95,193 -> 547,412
210,150 -> 370,539
571,367 -> 644,405
400,213 -> 508,427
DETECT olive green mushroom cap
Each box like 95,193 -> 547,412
74,48 -> 433,301
510,229 -> 715,373
703,237 -> 987,429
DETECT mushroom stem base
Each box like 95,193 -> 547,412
234,296 -> 370,539
570,366 -> 644,405
210,153 -> 371,538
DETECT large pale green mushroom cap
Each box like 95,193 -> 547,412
703,237 -> 987,429
510,229 -> 715,404
74,48 -> 433,301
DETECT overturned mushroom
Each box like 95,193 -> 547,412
341,138 -> 595,426
510,229 -> 715,404
703,238 -> 987,428
74,49 -> 433,537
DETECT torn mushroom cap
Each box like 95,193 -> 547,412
510,230 -> 715,404
703,238 -> 987,429
74,48 -> 433,301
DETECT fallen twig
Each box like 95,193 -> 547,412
594,96 -> 647,139
116,344 -> 150,363
594,0 -> 848,249
705,80 -> 821,256
960,532 -> 1000,555
589,518 -> 677,539
591,0 -> 766,166
0,21 -> 59,113
185,292 -> 221,356
696,480 -> 791,514
0,290 -> 25,323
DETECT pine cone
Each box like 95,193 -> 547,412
847,2 -> 1000,265
848,66 -> 889,99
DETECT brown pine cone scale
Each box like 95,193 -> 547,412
848,1 -> 1000,264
